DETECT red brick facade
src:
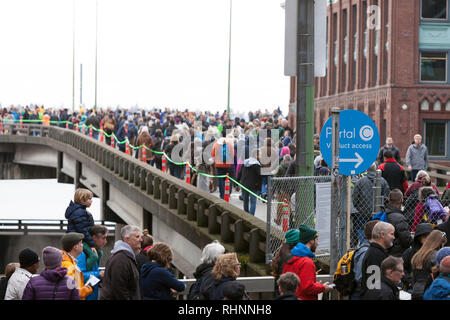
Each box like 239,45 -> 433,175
313,0 -> 450,164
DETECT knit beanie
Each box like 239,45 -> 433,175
436,247 -> 450,265
42,246 -> 62,269
284,229 -> 300,244
439,256 -> 450,274
298,224 -> 318,244
19,248 -> 40,268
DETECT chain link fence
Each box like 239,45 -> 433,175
266,171 -> 387,272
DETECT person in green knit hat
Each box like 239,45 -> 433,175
76,225 -> 108,300
282,224 -> 334,300
270,229 -> 300,297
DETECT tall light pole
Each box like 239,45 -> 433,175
94,0 -> 98,110
72,0 -> 76,113
226,0 -> 232,117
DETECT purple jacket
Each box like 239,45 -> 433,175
22,267 -> 80,300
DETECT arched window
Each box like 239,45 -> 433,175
433,100 -> 441,111
420,99 -> 429,111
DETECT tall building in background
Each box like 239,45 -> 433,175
314,0 -> 450,165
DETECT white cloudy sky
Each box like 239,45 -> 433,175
0,0 -> 289,114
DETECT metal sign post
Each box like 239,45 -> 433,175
330,107 -> 340,275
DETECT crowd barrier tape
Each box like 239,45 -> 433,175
2,118 -> 284,204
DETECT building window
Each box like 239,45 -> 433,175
446,100 -> 450,111
420,52 -> 447,82
421,99 -> 430,110
434,100 -> 442,110
421,0 -> 448,20
425,121 -> 446,156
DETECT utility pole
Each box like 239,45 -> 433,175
72,0 -> 76,113
94,0 -> 98,110
80,64 -> 83,106
295,0 -> 314,177
226,0 -> 232,117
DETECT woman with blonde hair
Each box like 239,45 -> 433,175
140,242 -> 185,300
410,230 -> 447,300
0,262 -> 19,299
200,252 -> 243,300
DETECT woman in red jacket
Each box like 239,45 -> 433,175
282,225 -> 334,300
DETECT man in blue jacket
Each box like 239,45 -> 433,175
77,225 -> 108,300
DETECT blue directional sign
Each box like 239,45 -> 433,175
319,110 -> 380,176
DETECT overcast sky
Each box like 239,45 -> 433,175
0,0 -> 289,114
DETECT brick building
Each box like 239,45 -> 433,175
314,0 -> 450,165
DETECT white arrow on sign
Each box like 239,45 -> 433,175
339,152 -> 364,168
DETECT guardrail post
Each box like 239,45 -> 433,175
161,180 -> 168,204
140,169 -> 146,190
177,189 -> 186,215
208,205 -> 220,234
234,220 -> 247,253
187,193 -> 196,221
169,184 -> 177,209
220,211 -> 234,243
154,177 -> 161,199
146,173 -> 154,195
196,199 -> 208,226
249,228 -> 264,263
128,163 -> 134,184
123,161 -> 129,180
134,166 -> 141,187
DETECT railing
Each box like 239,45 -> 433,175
0,219 -> 116,235
0,123 -> 271,275
177,275 -> 335,300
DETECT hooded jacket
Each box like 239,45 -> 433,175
237,157 -> 262,192
61,250 -> 93,300
77,242 -> 103,300
352,171 -> 390,221
282,243 -> 325,300
65,200 -> 95,247
140,261 -> 185,300
99,240 -> 141,300
423,275 -> 450,300
385,204 -> 412,257
188,262 -> 214,300
22,267 -> 80,300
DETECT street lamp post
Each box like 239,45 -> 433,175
94,0 -> 98,110
226,0 -> 232,117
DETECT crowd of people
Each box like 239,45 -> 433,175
1,105 -> 302,217
1,105 -> 450,301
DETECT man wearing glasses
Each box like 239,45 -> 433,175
363,256 -> 404,300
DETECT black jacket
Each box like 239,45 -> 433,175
362,276 -> 400,300
435,220 -> 450,247
378,159 -> 408,193
385,205 -> 412,257
402,223 -> 433,290
200,276 -> 236,300
360,242 -> 389,297
352,171 -> 390,221
237,158 -> 262,192
188,262 -> 214,300
377,145 -> 401,164
411,250 -> 438,300
99,242 -> 141,300
0,275 -> 11,300
274,293 -> 300,300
